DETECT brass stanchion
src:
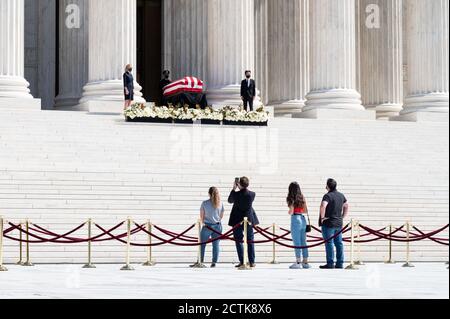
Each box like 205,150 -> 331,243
268,223 -> 279,265
385,224 -> 396,264
22,220 -> 34,267
238,218 -> 252,270
142,220 -> 156,267
190,219 -> 207,268
354,221 -> 364,266
346,219 -> 358,270
120,218 -> 134,271
402,221 -> 415,268
83,219 -> 96,269
16,222 -> 23,265
0,217 -> 8,272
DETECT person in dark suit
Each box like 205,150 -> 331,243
123,64 -> 134,110
159,70 -> 172,106
228,176 -> 258,268
240,70 -> 256,112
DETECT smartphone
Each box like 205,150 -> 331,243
235,177 -> 240,185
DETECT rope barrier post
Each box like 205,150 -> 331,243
0,217 -> 8,272
22,220 -> 34,267
238,218 -> 252,271
268,223 -> 279,265
385,224 -> 396,264
16,222 -> 23,265
402,221 -> 415,268
191,219 -> 207,269
354,221 -> 364,266
345,219 -> 358,270
120,217 -> 135,271
82,219 -> 96,269
142,220 -> 156,267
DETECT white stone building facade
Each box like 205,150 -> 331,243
0,0 -> 448,120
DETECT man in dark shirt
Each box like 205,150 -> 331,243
159,70 -> 172,106
228,177 -> 257,268
319,179 -> 349,269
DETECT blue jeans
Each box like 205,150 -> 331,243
322,225 -> 345,266
233,224 -> 255,264
291,215 -> 309,260
200,223 -> 222,264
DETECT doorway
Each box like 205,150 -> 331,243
137,0 -> 162,103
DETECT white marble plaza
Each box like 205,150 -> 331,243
0,263 -> 448,299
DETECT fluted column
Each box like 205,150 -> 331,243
79,0 -> 144,112
400,0 -> 449,121
207,0 -> 260,107
303,0 -> 369,119
360,0 -> 404,119
55,0 -> 88,108
0,0 -> 40,109
267,0 -> 309,116
163,0 -> 208,81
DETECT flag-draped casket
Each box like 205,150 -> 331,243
163,77 -> 204,97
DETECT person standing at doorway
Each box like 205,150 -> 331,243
160,70 -> 172,106
240,70 -> 256,112
123,64 -> 134,110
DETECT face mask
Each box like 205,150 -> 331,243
128,68 -> 133,72
246,75 -> 251,79
164,74 -> 170,79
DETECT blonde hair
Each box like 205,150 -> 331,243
125,64 -> 132,71
209,187 -> 221,209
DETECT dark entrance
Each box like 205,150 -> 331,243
137,0 -> 162,103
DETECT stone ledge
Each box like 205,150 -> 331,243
391,112 -> 449,122
0,98 -> 41,111
78,100 -> 124,114
293,108 -> 376,120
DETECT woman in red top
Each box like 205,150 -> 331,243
287,182 -> 311,269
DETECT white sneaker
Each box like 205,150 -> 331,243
289,263 -> 303,269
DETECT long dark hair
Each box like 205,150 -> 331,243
286,182 -> 306,209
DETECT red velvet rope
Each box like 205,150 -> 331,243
2,220 -> 449,250
254,224 -> 350,249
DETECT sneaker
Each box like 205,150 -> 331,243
319,264 -> 335,269
235,263 -> 244,268
302,263 -> 311,269
289,263 -> 303,269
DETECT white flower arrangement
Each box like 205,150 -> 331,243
124,103 -> 268,124
201,106 -> 224,121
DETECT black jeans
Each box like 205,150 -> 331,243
243,98 -> 254,112
233,224 -> 255,264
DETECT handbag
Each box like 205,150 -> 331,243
305,214 -> 312,233
304,202 -> 312,233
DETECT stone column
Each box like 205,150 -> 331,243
79,0 -> 144,113
55,0 -> 88,109
267,0 -> 309,116
207,0 -> 260,107
302,0 -> 372,119
360,0 -> 404,119
55,0 -> 87,108
163,0 -> 208,81
0,0 -> 40,109
398,0 -> 449,122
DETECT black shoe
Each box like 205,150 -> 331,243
320,264 -> 335,269
211,263 -> 216,268
250,263 -> 256,268
335,264 -> 344,269
235,263 -> 244,268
